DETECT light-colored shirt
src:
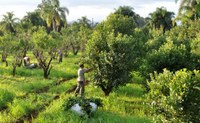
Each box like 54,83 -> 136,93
24,56 -> 29,61
77,68 -> 87,81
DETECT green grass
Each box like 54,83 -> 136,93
48,79 -> 76,94
0,53 -> 152,123
33,83 -> 151,123
0,89 -> 15,110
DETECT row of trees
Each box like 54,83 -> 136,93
0,0 -> 200,122
0,0 -> 199,88
1,0 -> 200,35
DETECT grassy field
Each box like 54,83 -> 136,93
0,53 -> 151,123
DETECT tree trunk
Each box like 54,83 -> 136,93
53,19 -> 57,32
5,61 -> 8,67
74,50 -> 78,55
104,91 -> 111,96
12,65 -> 16,77
17,60 -> 22,67
58,55 -> 63,63
2,53 -> 7,61
71,44 -> 79,55
100,85 -> 112,96
43,69 -> 49,79
34,50 -> 53,79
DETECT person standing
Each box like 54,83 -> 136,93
23,56 -> 30,66
75,64 -> 92,97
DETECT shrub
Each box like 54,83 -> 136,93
146,69 -> 200,123
146,39 -> 189,74
190,34 -> 200,70
62,97 -> 103,117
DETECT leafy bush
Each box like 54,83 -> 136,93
145,34 -> 166,52
0,89 -> 15,110
190,34 -> 200,70
63,97 -> 103,117
146,39 -> 189,74
146,69 -> 200,123
144,20 -> 200,76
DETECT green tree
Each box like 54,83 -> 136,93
32,27 -> 62,78
0,33 -> 23,76
114,6 -> 135,17
0,12 -> 19,34
78,16 -> 92,29
21,10 -> 44,27
146,39 -> 189,74
175,0 -> 200,21
17,30 -> 32,57
99,13 -> 136,36
77,17 -> 93,52
10,39 -> 24,77
61,19 -> 92,55
38,0 -> 69,32
61,22 -> 81,55
86,30 -> 134,96
148,7 -> 175,33
0,33 -> 15,66
114,5 -> 146,27
144,19 -> 200,76
166,19 -> 200,70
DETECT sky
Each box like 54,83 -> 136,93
0,0 -> 180,22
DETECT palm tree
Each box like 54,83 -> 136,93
175,0 -> 200,20
114,6 -> 135,17
149,7 -> 175,33
38,0 -> 69,32
0,12 -> 19,34
22,10 -> 44,27
114,6 -> 146,27
78,16 -> 91,28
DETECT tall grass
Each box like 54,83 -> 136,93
0,89 -> 15,110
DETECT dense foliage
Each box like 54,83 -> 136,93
86,31 -> 134,96
146,69 -> 200,122
148,7 -> 175,33
144,19 -> 200,76
0,0 -> 200,122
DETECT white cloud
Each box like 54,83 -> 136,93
0,5 -> 38,19
0,0 -> 41,19
65,0 -> 180,21
67,6 -> 113,22
135,1 -> 179,18
0,0 -> 180,22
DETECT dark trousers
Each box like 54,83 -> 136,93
75,81 -> 84,97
